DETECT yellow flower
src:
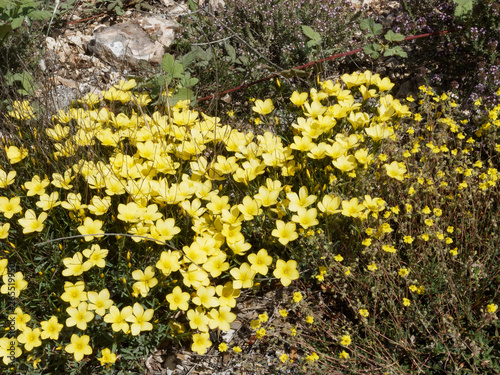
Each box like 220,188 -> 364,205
230,262 -> 256,289
87,289 -> 113,317
0,338 -> 22,364
250,319 -> 261,329
113,79 -> 137,91
125,303 -> 154,336
103,306 -> 132,333
186,308 -> 209,332
359,309 -> 369,317
259,312 -> 269,323
0,223 -> 9,240
317,194 -> 341,215
132,266 -> 158,298
306,315 -> 314,324
384,161 -> 407,181
166,286 -> 190,311
66,302 -> 95,330
403,298 -> 411,306
339,350 -> 350,359
18,209 -> 47,234
279,309 -> 288,318
424,219 -> 434,227
341,198 -> 365,218
403,236 -> 414,244
97,348 -> 117,367
82,245 -> 108,268
60,280 -> 87,307
367,263 -> 378,271
24,175 -> 50,196
273,259 -> 299,286
340,335 -> 351,346
306,352 -> 320,362
272,220 -> 298,245
233,346 -> 242,353
398,268 -> 410,277
248,249 -> 273,276
280,353 -> 288,363
382,244 -> 396,253
65,334 -> 92,361
290,91 -> 308,106
332,154 -> 357,173
41,316 -> 63,340
256,327 -> 266,338
8,100 -> 35,120
0,169 -> 16,188
77,217 -> 104,241
487,304 -> 498,314
362,238 -> 372,246
1,271 -> 28,297
62,252 -> 92,277
36,192 -> 60,211
252,99 -> 274,115
18,327 -> 42,351
5,146 -> 29,164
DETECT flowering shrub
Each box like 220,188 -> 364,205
392,0 -> 500,107
1,70 -> 499,373
175,0 -> 365,99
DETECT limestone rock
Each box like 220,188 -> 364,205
87,17 -> 178,68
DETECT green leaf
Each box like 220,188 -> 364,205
301,25 -> 321,41
237,55 -> 249,65
27,10 -> 52,20
384,30 -> 405,42
179,50 -> 196,68
20,74 -> 37,95
454,0 -> 475,18
360,18 -> 383,36
224,43 -> 236,62
179,72 -> 198,88
0,23 -> 12,39
169,87 -> 195,106
383,46 -> 407,58
306,39 -> 321,48
10,16 -> 23,29
363,43 -> 381,59
161,53 -> 184,78
187,0 -> 199,12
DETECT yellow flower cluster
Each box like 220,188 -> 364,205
5,70 -> 482,369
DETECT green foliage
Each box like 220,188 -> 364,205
360,18 -> 407,59
175,0 -> 365,102
0,0 -> 51,41
72,0 -> 152,17
4,71 -> 37,96
137,51 -> 199,108
0,0 -> 52,120
453,0 -> 476,18
397,0 -> 500,106
301,25 -> 322,48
